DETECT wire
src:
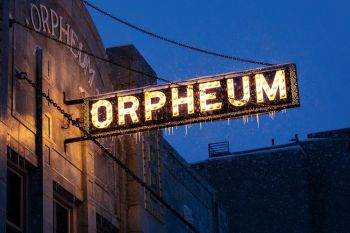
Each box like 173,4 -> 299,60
12,19 -> 270,102
11,19 -> 171,83
18,74 -> 200,233
84,0 -> 274,66
12,18 -> 273,108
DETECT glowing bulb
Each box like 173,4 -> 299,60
255,70 -> 287,103
118,95 -> 140,125
227,76 -> 250,107
91,99 -> 113,129
144,91 -> 166,121
199,81 -> 222,112
171,85 -> 194,117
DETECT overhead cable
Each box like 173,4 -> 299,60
12,18 -> 272,108
11,19 -> 170,83
84,0 -> 274,66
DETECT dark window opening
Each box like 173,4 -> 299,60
6,168 -> 24,233
54,201 -> 70,233
96,213 -> 119,233
149,142 -> 160,193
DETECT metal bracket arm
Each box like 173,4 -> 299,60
64,136 -> 90,152
63,92 -> 84,105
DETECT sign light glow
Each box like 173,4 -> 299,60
83,64 -> 299,138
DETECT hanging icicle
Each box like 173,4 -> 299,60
185,125 -> 188,135
256,114 -> 260,128
269,111 -> 276,120
243,115 -> 249,124
200,122 -> 202,130
227,118 -> 230,125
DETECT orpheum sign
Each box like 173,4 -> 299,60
83,64 -> 299,138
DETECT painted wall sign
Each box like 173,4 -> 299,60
28,3 -> 96,87
83,64 -> 299,138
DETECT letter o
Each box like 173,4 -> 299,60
30,4 -> 42,31
91,100 -> 113,129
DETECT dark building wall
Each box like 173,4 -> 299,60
192,129 -> 350,233
0,1 -> 10,232
107,45 -> 157,91
302,137 -> 350,233
160,138 -> 218,233
192,145 -> 310,233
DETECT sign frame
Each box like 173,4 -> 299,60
83,63 -> 299,138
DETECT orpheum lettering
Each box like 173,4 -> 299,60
84,64 -> 300,138
29,3 -> 96,87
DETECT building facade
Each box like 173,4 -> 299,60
192,128 -> 350,233
0,1 -> 224,233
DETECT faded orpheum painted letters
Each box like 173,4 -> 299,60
28,3 -> 96,87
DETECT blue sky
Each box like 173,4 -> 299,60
87,0 -> 350,163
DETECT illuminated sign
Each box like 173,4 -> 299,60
83,64 -> 299,138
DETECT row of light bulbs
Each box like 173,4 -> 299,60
91,70 -> 287,129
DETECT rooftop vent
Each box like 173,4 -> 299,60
208,141 -> 230,158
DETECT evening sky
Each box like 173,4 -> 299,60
87,0 -> 350,162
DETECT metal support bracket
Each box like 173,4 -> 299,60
64,136 -> 90,152
63,92 -> 84,105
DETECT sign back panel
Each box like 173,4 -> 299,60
83,63 -> 299,138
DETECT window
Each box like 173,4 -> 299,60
6,168 -> 25,233
44,114 -> 52,139
143,133 -> 163,220
53,200 -> 70,233
96,213 -> 119,233
53,182 -> 81,233
149,143 -> 160,192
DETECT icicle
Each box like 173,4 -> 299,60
185,125 -> 188,135
256,114 -> 260,128
200,122 -> 202,130
243,116 -> 249,124
227,118 -> 230,125
269,111 -> 276,120
171,127 -> 174,135
168,127 -> 171,135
